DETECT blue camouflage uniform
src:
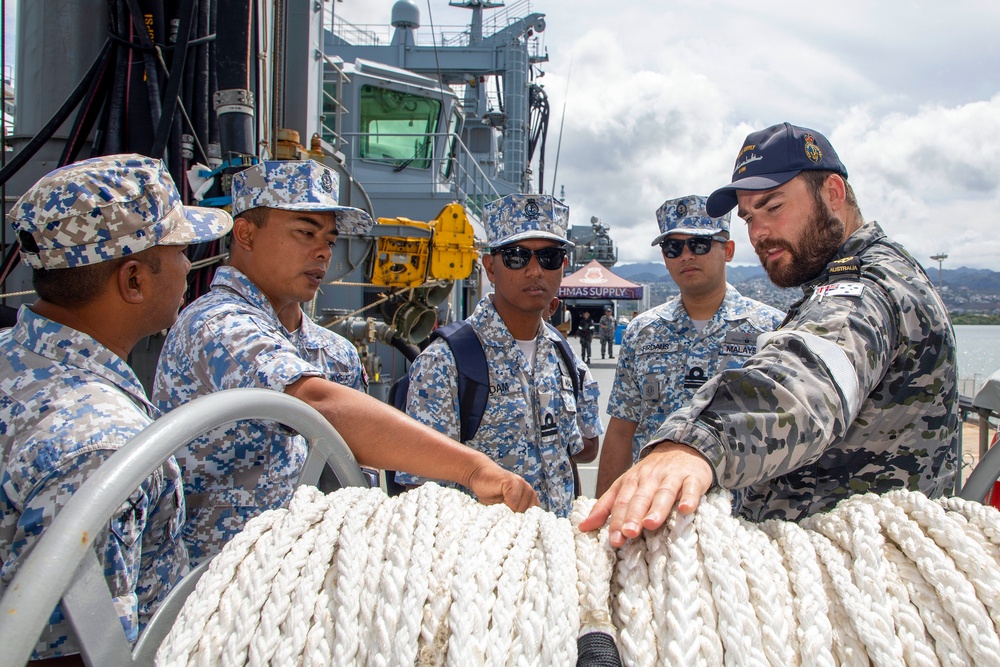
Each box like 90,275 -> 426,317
644,221 -> 959,521
396,295 -> 585,516
152,266 -> 364,565
0,154 -> 229,659
0,308 -> 187,659
608,284 -> 784,462
576,360 -> 604,442
152,159 -> 372,566
599,312 -> 616,357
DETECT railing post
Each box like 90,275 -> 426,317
979,408 -> 992,460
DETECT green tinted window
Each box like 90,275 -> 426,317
358,86 -> 441,169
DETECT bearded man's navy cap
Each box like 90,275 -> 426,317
706,122 -> 848,217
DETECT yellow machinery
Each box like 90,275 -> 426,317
369,203 -> 478,343
369,202 -> 477,286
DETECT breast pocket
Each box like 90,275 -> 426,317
644,356 -> 697,411
108,488 -> 149,594
720,330 -> 760,369
476,385 -> 530,465
558,372 -> 578,414
111,489 -> 148,548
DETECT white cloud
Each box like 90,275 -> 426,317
336,0 -> 1000,270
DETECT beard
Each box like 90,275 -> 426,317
756,199 -> 845,289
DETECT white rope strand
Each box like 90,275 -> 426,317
156,485 -> 1000,667
738,515 -> 797,667
758,518 -> 836,667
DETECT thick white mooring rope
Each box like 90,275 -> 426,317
156,484 -> 1000,666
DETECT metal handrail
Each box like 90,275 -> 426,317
329,1 -> 539,48
336,130 -> 501,217
0,389 -> 366,667
959,439 -> 1000,503
321,54 -> 351,154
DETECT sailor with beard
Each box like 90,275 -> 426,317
580,123 -> 958,546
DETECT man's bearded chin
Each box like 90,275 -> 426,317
757,204 -> 845,289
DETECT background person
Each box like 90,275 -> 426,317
595,195 -> 783,496
0,155 -> 232,659
577,310 -> 595,363
580,122 -> 958,546
599,307 -> 616,359
396,194 -> 593,517
153,161 -> 536,566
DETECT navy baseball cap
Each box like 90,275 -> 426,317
706,122 -> 848,217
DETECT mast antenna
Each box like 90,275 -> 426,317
549,56 -> 572,196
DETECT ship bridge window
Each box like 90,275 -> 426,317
359,86 -> 441,170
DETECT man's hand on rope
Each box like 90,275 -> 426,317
578,442 -> 713,547
467,463 -> 540,512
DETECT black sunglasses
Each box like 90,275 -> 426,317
492,245 -> 567,271
660,235 -> 727,259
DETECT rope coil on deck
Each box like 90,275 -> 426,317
156,484 -> 1000,666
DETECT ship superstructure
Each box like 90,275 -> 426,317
0,0 -> 573,399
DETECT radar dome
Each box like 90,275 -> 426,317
391,0 -> 420,29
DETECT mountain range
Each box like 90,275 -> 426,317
612,263 -> 1000,292
608,262 -> 1000,315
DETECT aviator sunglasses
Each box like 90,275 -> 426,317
660,235 -> 728,259
492,245 -> 568,271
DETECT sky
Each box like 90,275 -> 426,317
335,0 -> 1000,270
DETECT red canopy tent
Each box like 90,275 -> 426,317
558,260 -> 643,300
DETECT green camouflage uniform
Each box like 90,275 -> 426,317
645,221 -> 958,521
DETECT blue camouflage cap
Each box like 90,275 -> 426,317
706,122 -> 848,217
484,193 -> 573,250
651,195 -> 731,246
231,160 -> 374,234
9,154 -> 233,270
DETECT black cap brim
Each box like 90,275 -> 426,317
705,169 -> 803,217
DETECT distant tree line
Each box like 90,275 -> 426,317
950,313 -> 1000,325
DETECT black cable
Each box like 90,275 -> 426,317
389,333 -> 421,362
0,241 -> 21,288
0,37 -> 113,285
527,83 -> 549,193
108,32 -> 215,52
0,37 -> 112,190
207,0 -> 219,146
105,0 -> 129,154
123,0 -> 163,131
192,0 -> 211,145
59,36 -> 116,167
90,20 -> 117,159
150,0 -> 198,158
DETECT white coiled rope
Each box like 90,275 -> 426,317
156,484 -> 1000,666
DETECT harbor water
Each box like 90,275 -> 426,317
955,325 -> 1000,398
